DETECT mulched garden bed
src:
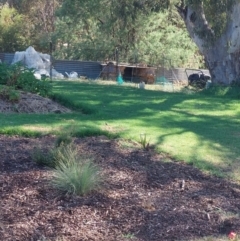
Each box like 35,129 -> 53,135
0,92 -> 71,114
0,135 -> 240,241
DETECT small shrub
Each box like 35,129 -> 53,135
201,84 -> 240,99
31,147 -> 55,168
0,63 -> 26,86
32,142 -> 78,168
55,127 -> 75,147
32,134 -> 104,197
139,133 -> 150,150
16,69 -> 52,97
0,62 -> 52,97
51,143 -> 78,167
0,62 -> 14,85
55,134 -> 72,148
0,86 -> 20,102
51,144 -> 103,195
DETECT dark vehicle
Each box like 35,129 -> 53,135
185,68 -> 211,88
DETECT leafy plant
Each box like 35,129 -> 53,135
0,63 -> 12,85
54,126 -> 75,147
31,146 -> 55,168
55,134 -> 73,148
0,62 -> 52,97
51,144 -> 103,195
0,63 -> 24,86
16,68 -> 52,97
51,143 -> 78,167
139,133 -> 150,150
32,142 -> 77,168
0,85 -> 20,102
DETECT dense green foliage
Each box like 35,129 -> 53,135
0,62 -> 52,97
0,4 -> 30,52
54,0 -> 201,67
16,69 -> 52,97
0,85 -> 20,102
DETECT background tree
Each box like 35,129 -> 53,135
176,0 -> 240,85
0,4 -> 30,52
55,0 -> 201,67
0,0 -> 61,52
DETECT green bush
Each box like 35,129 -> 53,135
0,63 -> 20,85
31,147 -> 55,168
55,128 -> 75,147
51,143 -> 78,167
0,85 -> 20,102
55,134 -> 73,148
201,84 -> 240,99
32,142 -> 78,169
0,63 -> 9,85
0,62 -> 52,97
16,68 -> 52,97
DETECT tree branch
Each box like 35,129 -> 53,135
175,4 -> 188,20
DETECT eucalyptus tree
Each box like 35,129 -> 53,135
55,0 -> 200,66
0,4 -> 30,52
0,0 -> 61,51
135,8 -> 201,67
18,0 -> 62,51
176,0 -> 240,84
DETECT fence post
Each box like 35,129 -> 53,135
50,41 -> 53,82
115,47 -> 119,76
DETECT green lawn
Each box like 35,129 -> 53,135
1,80 -> 240,181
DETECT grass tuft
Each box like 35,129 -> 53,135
51,144 -> 103,195
139,133 -> 150,150
32,142 -> 103,196
31,146 -> 55,168
54,126 -> 75,147
51,159 -> 102,196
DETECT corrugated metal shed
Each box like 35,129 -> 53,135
1,53 -> 102,79
0,53 -> 4,62
3,53 -> 14,64
1,52 -> 210,84
54,60 -> 101,79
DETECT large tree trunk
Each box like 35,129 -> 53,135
177,2 -> 240,85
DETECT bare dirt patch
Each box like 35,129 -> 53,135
0,135 -> 240,241
0,92 -> 71,114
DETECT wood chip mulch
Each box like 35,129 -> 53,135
0,135 -> 240,241
0,92 -> 71,114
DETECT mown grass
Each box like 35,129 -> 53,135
1,79 -> 240,181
